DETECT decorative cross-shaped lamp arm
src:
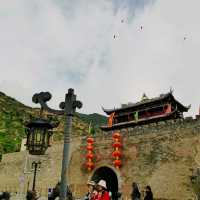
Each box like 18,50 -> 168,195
32,88 -> 82,200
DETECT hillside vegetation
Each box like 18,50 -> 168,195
76,112 -> 107,128
0,91 -> 107,156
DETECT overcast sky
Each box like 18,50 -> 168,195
0,0 -> 200,117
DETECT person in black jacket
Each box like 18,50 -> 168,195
144,186 -> 153,200
131,182 -> 141,200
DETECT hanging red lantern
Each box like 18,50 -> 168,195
112,142 -> 122,148
112,150 -> 122,158
87,137 -> 94,144
86,152 -> 94,159
86,161 -> 94,170
112,132 -> 121,140
113,159 -> 122,168
86,144 -> 94,151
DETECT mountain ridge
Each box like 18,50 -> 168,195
0,91 -> 107,157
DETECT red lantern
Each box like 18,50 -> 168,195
113,159 -> 122,168
112,132 -> 121,140
112,142 -> 122,148
87,137 -> 94,144
86,161 -> 94,170
86,152 -> 94,159
86,145 -> 94,151
112,150 -> 122,158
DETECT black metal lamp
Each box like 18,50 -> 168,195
25,118 -> 54,155
31,161 -> 41,191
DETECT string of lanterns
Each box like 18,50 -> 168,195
86,137 -> 95,171
83,131 -> 123,172
112,132 -> 122,169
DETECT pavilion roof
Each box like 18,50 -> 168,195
102,92 -> 190,115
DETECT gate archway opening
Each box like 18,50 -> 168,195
91,166 -> 119,200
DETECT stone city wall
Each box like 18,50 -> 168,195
1,117 -> 200,199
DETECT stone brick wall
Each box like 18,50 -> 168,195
68,118 -> 200,199
1,118 -> 200,199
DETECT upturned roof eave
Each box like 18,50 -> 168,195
102,93 -> 189,115
169,94 -> 190,112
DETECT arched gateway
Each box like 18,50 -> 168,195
91,166 -> 119,200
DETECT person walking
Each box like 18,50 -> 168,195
144,186 -> 153,200
95,180 -> 110,200
131,182 -> 141,200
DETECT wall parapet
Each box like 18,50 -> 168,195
101,117 -> 200,137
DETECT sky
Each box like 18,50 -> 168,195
0,0 -> 200,117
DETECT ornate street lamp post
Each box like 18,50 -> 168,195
25,118 -> 54,195
32,88 -> 82,200
31,161 -> 41,191
25,118 -> 54,155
